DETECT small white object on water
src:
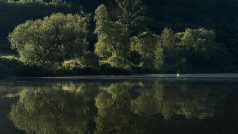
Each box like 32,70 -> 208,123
177,73 -> 180,77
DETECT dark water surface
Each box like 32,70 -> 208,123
1,76 -> 238,134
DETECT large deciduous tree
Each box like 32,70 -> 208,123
94,4 -> 131,69
9,13 -> 89,68
94,0 -> 147,69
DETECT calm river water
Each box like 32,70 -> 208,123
0,76 -> 238,134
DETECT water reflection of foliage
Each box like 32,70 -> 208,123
94,81 -> 220,134
131,82 -> 216,119
95,83 -> 141,134
9,81 -> 230,134
9,86 -> 98,134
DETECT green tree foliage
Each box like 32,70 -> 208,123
158,28 -> 179,72
1,0 -> 237,75
9,13 -> 89,68
94,4 -> 131,69
94,0 -> 148,70
147,0 -> 238,69
131,32 -> 163,69
0,0 -> 81,53
63,52 -> 99,70
160,28 -> 176,57
175,28 -> 232,72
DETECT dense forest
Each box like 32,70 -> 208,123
1,0 -> 238,77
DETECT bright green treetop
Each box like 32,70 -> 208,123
9,13 -> 89,68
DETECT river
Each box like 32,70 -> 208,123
0,75 -> 238,134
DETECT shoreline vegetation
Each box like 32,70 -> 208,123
1,0 -> 238,78
1,54 -> 235,78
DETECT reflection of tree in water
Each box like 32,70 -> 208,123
94,81 -> 228,134
131,81 -> 217,119
95,83 -> 144,134
9,84 -> 98,134
9,81 -> 235,134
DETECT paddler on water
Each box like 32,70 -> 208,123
177,70 -> 180,77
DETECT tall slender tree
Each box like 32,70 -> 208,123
94,4 -> 131,69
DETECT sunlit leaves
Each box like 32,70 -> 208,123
9,13 -> 89,68
131,32 -> 163,69
94,4 -> 131,69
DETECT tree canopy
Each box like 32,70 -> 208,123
9,13 -> 89,68
0,0 -> 237,75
